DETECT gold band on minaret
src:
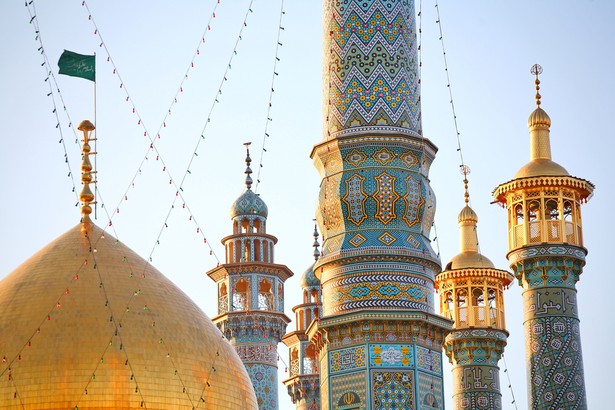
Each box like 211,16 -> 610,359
77,120 -> 96,232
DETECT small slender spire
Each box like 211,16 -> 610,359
312,221 -> 321,261
460,165 -> 471,205
78,120 -> 96,232
531,63 -> 543,107
243,142 -> 253,190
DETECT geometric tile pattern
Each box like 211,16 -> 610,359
416,346 -> 442,374
330,346 -> 366,373
418,371 -> 444,410
324,0 -> 421,138
330,371 -> 367,409
373,172 -> 399,224
372,370 -> 414,409
342,173 -> 368,226
509,246 -> 588,410
403,174 -> 424,227
245,363 -> 278,410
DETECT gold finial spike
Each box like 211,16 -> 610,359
531,64 -> 543,107
460,165 -> 471,205
243,142 -> 253,190
312,221 -> 321,261
78,120 -> 96,231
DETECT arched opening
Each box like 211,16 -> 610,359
310,289 -> 319,304
254,239 -> 261,262
314,307 -> 320,320
254,218 -> 262,233
232,279 -> 249,311
304,344 -> 317,374
528,200 -> 541,243
277,283 -> 283,310
472,287 -> 485,326
545,198 -> 561,241
563,200 -> 577,244
219,283 -> 228,314
290,348 -> 300,376
263,240 -> 269,263
233,220 -> 240,234
235,240 -> 241,263
456,289 -> 467,327
227,242 -> 234,263
303,289 -> 309,304
306,309 -> 312,327
258,278 -> 274,311
443,291 -> 453,320
241,218 -> 251,233
488,288 -> 498,327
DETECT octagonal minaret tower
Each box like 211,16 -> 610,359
436,174 -> 514,409
282,225 -> 322,410
308,1 -> 452,408
493,66 -> 594,409
207,144 -> 293,410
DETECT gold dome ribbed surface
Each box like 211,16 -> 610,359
457,205 -> 478,223
514,159 -> 569,179
447,251 -> 495,270
528,107 -> 551,128
0,223 -> 257,409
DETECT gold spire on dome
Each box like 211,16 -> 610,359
514,65 -> 568,178
448,166 -> 494,269
313,221 -> 321,261
243,141 -> 253,190
77,120 -> 96,232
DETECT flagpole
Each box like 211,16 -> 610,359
93,52 -> 97,220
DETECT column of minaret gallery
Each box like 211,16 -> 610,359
206,144 -> 293,410
308,0 -> 452,408
493,65 -> 594,409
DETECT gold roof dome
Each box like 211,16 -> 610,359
0,223 -> 258,409
527,106 -> 551,128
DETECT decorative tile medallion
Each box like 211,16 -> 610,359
342,173 -> 368,226
330,346 -> 366,373
372,370 -> 414,409
378,231 -> 397,245
373,147 -> 396,165
369,344 -> 413,367
373,172 -> 399,224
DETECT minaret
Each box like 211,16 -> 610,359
436,171 -> 514,409
493,65 -> 594,409
308,1 -> 452,408
206,143 -> 293,410
282,225 -> 322,410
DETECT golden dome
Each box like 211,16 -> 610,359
457,205 -> 478,224
0,222 -> 257,409
447,251 -> 495,270
528,107 -> 551,128
514,158 -> 569,179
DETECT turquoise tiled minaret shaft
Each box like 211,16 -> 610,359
308,1 -> 452,408
207,145 -> 293,409
493,67 -> 594,410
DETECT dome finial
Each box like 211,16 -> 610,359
312,221 -> 321,261
460,165 -> 471,206
531,63 -> 543,107
243,142 -> 253,191
77,120 -> 96,232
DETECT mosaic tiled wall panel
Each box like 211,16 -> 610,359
418,371 -> 444,410
509,246 -> 587,410
330,346 -> 366,373
452,365 -> 502,410
245,363 -> 278,410
324,0 -> 421,138
330,371 -> 367,409
314,141 -> 441,316
416,346 -> 442,374
369,344 -> 413,367
371,370 -> 414,409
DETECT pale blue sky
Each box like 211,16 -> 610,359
0,1 -> 613,409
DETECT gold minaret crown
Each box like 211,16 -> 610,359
78,120 -> 96,232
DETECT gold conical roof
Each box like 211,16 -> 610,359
0,222 -> 257,409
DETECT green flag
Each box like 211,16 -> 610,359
58,50 -> 95,82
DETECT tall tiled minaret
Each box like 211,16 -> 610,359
308,1 -> 452,408
282,225 -> 322,410
493,65 -> 594,409
206,144 -> 293,409
436,173 -> 514,409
